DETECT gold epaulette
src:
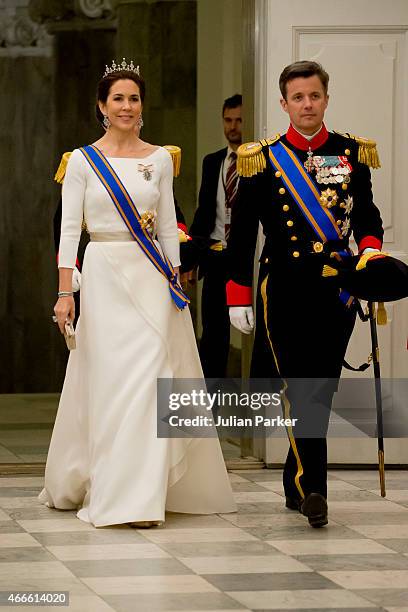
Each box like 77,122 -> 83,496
237,142 -> 267,177
336,132 -> 381,169
353,135 -> 381,169
260,133 -> 281,147
163,145 -> 181,177
54,152 -> 72,184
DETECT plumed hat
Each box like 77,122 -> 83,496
323,253 -> 408,302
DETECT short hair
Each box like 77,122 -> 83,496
95,70 -> 146,126
279,61 -> 329,100
222,93 -> 242,115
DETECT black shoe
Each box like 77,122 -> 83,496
285,496 -> 301,511
301,493 -> 328,528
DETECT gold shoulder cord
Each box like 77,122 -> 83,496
237,134 -> 280,177
353,135 -> 381,169
54,152 -> 72,184
163,145 -> 181,177
237,142 -> 265,177
335,132 -> 381,169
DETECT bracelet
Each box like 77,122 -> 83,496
58,291 -> 73,297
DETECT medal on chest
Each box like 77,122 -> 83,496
304,147 -> 315,173
304,150 -> 352,181
138,163 -> 154,181
301,148 -> 354,238
304,148 -> 352,187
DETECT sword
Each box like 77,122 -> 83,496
368,301 -> 386,497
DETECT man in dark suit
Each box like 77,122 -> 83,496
189,94 -> 243,379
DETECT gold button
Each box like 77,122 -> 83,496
292,251 -> 300,258
345,148 -> 350,155
275,171 -> 282,178
337,219 -> 342,225
290,235 -> 298,241
282,204 -> 289,212
264,257 -> 269,264
279,187 -> 286,195
286,220 -> 293,227
313,242 -> 324,253
342,183 -> 348,191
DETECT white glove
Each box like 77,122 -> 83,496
229,306 -> 254,335
72,267 -> 82,292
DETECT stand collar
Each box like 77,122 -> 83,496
286,123 -> 329,151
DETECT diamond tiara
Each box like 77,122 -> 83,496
103,58 -> 140,79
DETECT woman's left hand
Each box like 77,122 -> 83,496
54,296 -> 75,334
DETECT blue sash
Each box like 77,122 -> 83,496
335,250 -> 354,306
269,141 -> 353,306
80,145 -> 189,310
268,141 -> 342,242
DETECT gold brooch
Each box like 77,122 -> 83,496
140,210 -> 157,235
319,188 -> 338,208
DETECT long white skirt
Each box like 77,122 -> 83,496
39,241 -> 236,527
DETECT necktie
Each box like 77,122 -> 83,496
225,152 -> 238,241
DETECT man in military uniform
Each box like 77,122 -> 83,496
227,61 -> 384,527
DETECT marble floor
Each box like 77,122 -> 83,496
0,394 -> 58,464
0,470 -> 407,611
0,395 -> 243,466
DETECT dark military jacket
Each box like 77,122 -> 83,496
226,124 -> 384,304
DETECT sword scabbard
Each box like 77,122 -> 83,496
378,449 -> 386,497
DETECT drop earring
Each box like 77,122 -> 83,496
137,115 -> 144,129
103,115 -> 111,130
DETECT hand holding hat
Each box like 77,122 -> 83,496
323,253 -> 408,302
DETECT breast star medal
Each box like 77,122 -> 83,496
138,163 -> 154,181
340,195 -> 354,215
319,188 -> 338,208
140,209 -> 157,235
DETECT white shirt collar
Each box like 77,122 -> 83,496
292,124 -> 324,141
226,145 -> 237,159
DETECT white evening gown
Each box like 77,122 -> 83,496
39,147 -> 236,527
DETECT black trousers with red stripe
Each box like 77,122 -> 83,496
251,259 -> 356,500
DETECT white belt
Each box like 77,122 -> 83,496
90,232 -> 134,242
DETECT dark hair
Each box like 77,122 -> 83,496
95,70 -> 146,125
279,61 -> 329,100
222,93 -> 242,116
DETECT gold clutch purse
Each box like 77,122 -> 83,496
64,321 -> 76,350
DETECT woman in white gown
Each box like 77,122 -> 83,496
39,60 -> 236,528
